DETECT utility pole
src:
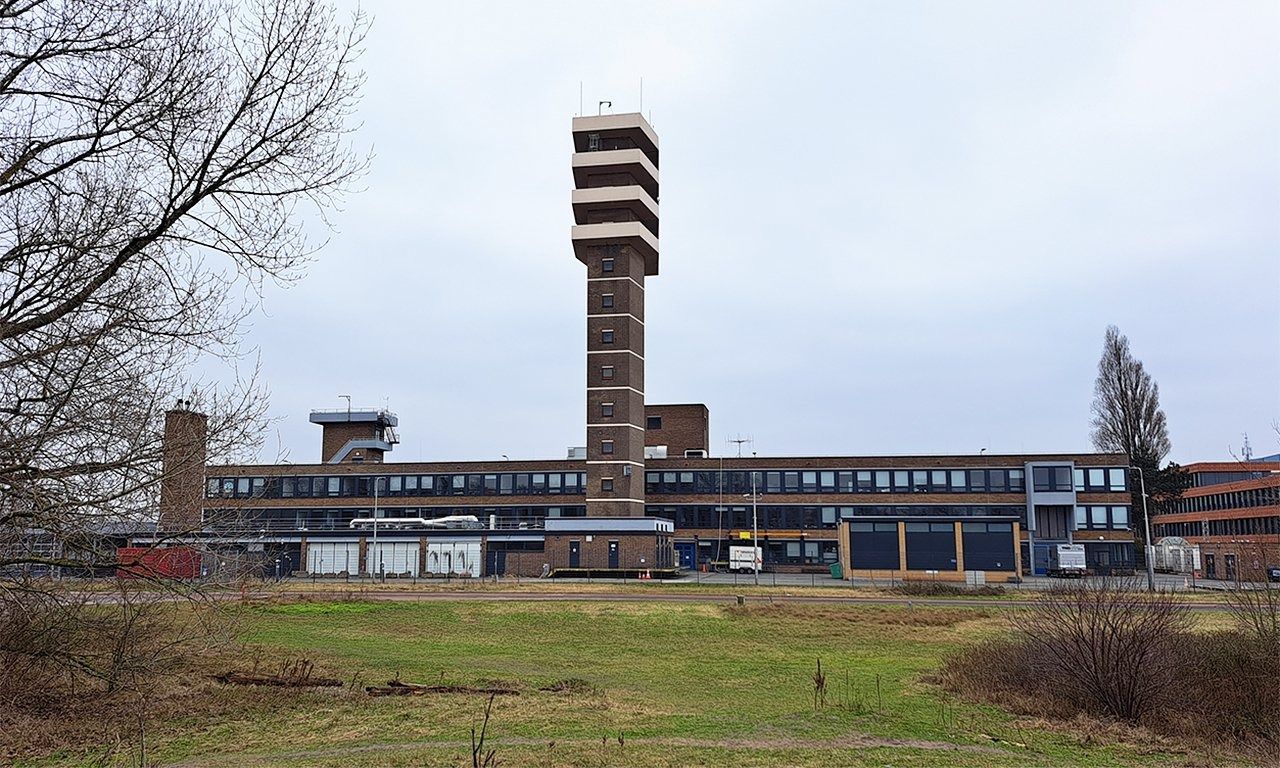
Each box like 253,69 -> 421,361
1130,466 -> 1156,592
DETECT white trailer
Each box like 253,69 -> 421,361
1048,543 -> 1087,578
729,545 -> 762,573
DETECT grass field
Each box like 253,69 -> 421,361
15,599 -> 1234,767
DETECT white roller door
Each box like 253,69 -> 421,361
307,541 -> 359,575
368,541 -> 420,576
424,539 -> 481,576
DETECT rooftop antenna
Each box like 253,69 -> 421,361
1242,433 -> 1253,461
598,100 -> 611,116
338,393 -> 351,421
727,434 -> 753,459
639,76 -> 643,113
578,81 -> 583,117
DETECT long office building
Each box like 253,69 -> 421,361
1152,460 -> 1280,581
144,112 -> 1136,581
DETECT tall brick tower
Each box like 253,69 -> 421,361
571,113 -> 659,518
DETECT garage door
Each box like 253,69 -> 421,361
424,540 -> 481,576
368,541 -> 420,576
306,541 -> 359,575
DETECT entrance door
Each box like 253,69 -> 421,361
569,540 -> 581,568
485,549 -> 507,576
608,540 -> 620,569
1205,553 -> 1216,579
1032,543 -> 1053,576
1225,554 -> 1237,581
675,543 -> 696,569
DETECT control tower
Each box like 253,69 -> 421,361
570,113 -> 659,517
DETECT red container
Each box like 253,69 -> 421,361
117,546 -> 201,579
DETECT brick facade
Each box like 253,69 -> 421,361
159,407 -> 207,532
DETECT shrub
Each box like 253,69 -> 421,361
940,579 -> 1280,761
891,582 -> 1005,597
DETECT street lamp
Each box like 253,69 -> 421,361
1128,466 -> 1156,592
743,470 -> 761,586
371,475 -> 381,580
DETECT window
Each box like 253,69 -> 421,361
602,478 -> 614,491
1111,506 -> 1129,529
602,257 -> 614,272
601,329 -> 614,344
647,415 -> 662,430
1033,465 -> 1073,492
602,440 -> 614,454
602,293 -> 614,308
601,365 -> 614,379
1108,468 -> 1127,491
601,402 -> 614,417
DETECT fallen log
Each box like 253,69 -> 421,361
214,671 -> 343,688
366,680 -> 520,697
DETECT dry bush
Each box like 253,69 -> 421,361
0,581 -> 227,707
891,582 -> 1006,597
1008,579 -> 1191,722
940,579 -> 1280,761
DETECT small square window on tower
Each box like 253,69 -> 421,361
601,402 -> 614,417
602,440 -> 614,454
602,257 -> 614,273
601,329 -> 614,344
602,293 -> 614,309
601,365 -> 614,379
602,478 -> 614,492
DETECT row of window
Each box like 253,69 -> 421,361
1191,470 -> 1275,487
643,467 -> 1127,495
204,466 -> 1131,503
1155,516 -> 1280,538
644,469 -> 1035,495
205,505 -> 588,531
643,504 -> 1026,531
1170,486 -> 1279,514
205,473 -> 589,500
1073,505 -> 1130,531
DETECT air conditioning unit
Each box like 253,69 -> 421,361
684,449 -> 708,458
644,445 -> 668,459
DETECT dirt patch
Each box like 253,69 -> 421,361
539,678 -> 597,695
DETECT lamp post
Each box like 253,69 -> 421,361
1129,466 -> 1156,592
371,475 -> 380,581
743,470 -> 762,586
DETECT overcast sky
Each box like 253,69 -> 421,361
234,1 -> 1279,466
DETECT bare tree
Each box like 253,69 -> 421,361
1089,325 -> 1187,547
1090,325 -> 1171,465
0,0 -> 367,697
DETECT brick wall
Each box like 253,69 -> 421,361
645,404 -> 709,456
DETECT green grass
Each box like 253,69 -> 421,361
21,600 -> 1223,767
